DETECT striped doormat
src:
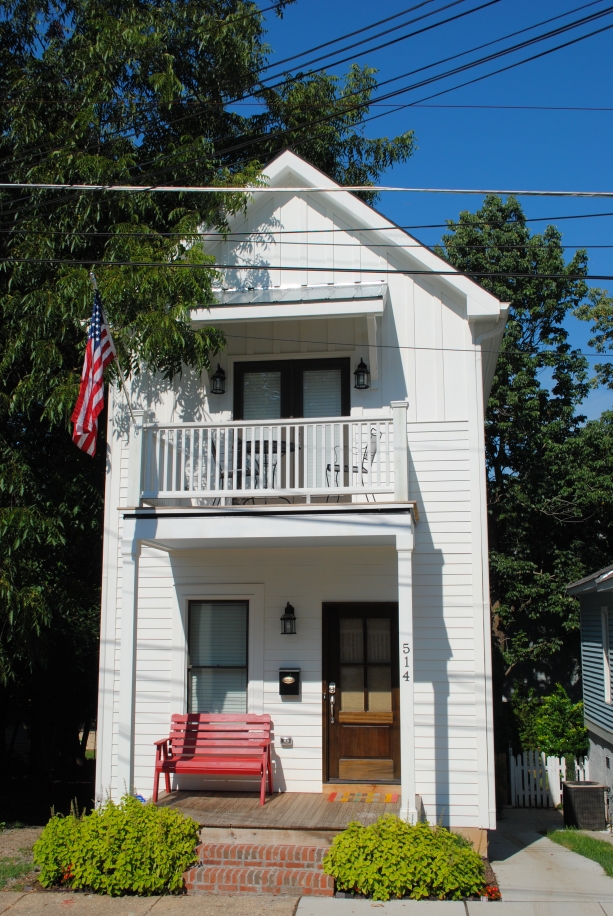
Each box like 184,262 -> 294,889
327,792 -> 398,803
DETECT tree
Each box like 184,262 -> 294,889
0,0 -> 416,784
436,197 -> 613,729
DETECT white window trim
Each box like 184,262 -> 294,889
172,584 -> 265,716
602,606 -> 611,705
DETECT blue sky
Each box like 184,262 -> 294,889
256,0 -> 613,418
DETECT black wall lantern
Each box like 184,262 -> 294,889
280,602 -> 297,635
354,357 -> 370,390
209,363 -> 226,395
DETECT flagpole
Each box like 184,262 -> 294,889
89,272 -> 137,426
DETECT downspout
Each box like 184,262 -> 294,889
473,303 -> 509,830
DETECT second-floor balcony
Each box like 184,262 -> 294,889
136,407 -> 409,506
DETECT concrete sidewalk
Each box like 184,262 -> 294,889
0,894 -> 299,916
489,807 -> 613,905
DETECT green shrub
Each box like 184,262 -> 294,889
322,815 -> 485,901
33,795 -> 199,896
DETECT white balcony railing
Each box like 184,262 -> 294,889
140,415 -> 396,502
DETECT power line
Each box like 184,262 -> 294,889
4,3 -> 608,224
0,0 -> 604,189
2,182 -> 612,197
262,0 -> 486,80
219,330 -> 613,360
0,228 -> 608,248
0,257 -> 606,280
102,10 -> 613,191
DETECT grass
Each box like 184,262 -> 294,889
0,858 -> 35,890
549,829 -> 613,877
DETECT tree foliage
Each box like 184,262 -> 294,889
511,684 -> 588,759
437,196 -> 613,705
0,0 -> 416,778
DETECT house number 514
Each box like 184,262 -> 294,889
402,642 -> 410,681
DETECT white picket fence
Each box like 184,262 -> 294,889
509,748 -> 590,807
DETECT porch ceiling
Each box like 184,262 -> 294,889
123,503 -> 415,551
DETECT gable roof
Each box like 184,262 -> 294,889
258,149 -> 503,321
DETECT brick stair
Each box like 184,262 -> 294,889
184,842 -> 335,896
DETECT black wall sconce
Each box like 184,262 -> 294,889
354,357 -> 370,390
280,602 -> 297,635
209,363 -> 226,395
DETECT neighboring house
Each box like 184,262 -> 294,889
568,564 -> 613,793
95,150 -> 507,840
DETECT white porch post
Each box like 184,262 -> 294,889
391,400 -> 409,501
397,529 -> 417,822
126,409 -> 145,508
117,523 -> 139,797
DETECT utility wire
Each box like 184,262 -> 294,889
4,6 -> 611,226
262,0 -> 482,79
0,257 -> 606,280
0,0 -> 595,181
90,8 -> 613,196
0,228 -> 606,249
0,229 -> 608,248
219,330 -> 613,360
2,182 -> 612,197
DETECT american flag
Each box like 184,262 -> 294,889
71,289 -> 116,456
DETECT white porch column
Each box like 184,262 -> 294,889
391,400 -> 409,501
397,529 -> 417,822
117,523 -> 139,797
126,409 -> 145,509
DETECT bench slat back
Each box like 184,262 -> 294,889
168,713 -> 271,757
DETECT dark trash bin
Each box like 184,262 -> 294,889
563,781 -> 607,830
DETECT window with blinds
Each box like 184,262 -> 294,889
188,601 -> 248,713
243,371 -> 282,420
303,368 -> 342,418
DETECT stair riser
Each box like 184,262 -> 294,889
196,843 -> 327,868
185,865 -> 334,897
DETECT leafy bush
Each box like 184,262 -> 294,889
33,795 -> 199,895
511,683 -> 588,758
322,815 -> 485,901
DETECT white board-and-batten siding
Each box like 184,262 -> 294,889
95,151 -> 498,829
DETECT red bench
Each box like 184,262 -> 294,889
153,713 -> 273,805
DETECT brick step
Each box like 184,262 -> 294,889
184,864 -> 334,896
196,842 -> 328,869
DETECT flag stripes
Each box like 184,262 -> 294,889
71,289 -> 116,456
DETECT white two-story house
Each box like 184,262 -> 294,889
95,150 -> 507,843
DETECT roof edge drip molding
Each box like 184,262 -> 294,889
191,282 -> 387,326
208,281 -> 386,306
567,563 -> 613,596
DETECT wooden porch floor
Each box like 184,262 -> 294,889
158,790 -> 400,830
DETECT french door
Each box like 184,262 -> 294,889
322,603 -> 400,782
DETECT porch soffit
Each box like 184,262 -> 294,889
121,504 -> 414,551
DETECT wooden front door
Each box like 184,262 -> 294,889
323,603 -> 400,782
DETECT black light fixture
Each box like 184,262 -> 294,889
354,357 -> 370,390
209,363 -> 226,395
280,602 -> 297,635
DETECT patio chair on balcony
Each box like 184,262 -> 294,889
325,426 -> 379,498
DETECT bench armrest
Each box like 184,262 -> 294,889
154,738 -> 170,761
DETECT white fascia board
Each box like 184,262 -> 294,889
259,152 -> 502,320
191,297 -> 383,325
